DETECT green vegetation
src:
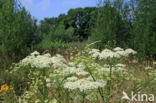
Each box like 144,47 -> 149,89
0,48 -> 156,103
0,0 -> 156,103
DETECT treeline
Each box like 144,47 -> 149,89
92,0 -> 156,59
0,0 -> 156,62
0,0 -> 40,57
38,7 -> 96,41
38,0 -> 156,59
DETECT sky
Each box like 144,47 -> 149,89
19,0 -> 97,21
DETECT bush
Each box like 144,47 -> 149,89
49,25 -> 77,42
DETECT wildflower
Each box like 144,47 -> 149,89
125,48 -> 137,56
113,47 -> 124,51
89,47 -> 137,60
67,76 -> 78,81
64,81 -> 77,90
98,67 -> 111,73
51,54 -> 67,68
20,51 -> 54,68
46,83 -> 52,88
99,49 -> 120,59
88,49 -> 100,55
92,52 -> 101,58
51,98 -> 57,103
116,64 -> 126,68
98,66 -> 126,74
64,78 -> 106,92
88,49 -> 101,58
115,50 -> 126,56
145,66 -> 153,70
46,78 -> 51,82
61,66 -> 84,75
43,53 -> 51,58
103,64 -> 110,68
9,88 -> 13,90
68,62 -> 75,66
76,71 -> 89,76
1,84 -> 9,91
30,51 -> 40,56
77,63 -> 86,69
0,84 -> 13,96
115,67 -> 126,72
20,52 -> 68,69
85,76 -> 94,81
148,70 -> 156,80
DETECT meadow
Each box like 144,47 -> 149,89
0,0 -> 156,103
0,45 -> 156,103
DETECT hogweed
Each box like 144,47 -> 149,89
20,51 -> 54,68
64,78 -> 107,92
8,47 -> 139,102
89,47 -> 137,59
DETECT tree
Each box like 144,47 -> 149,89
131,0 -> 156,58
0,0 -> 39,57
39,17 -> 58,35
90,0 -> 121,49
39,7 -> 97,41
66,7 -> 96,39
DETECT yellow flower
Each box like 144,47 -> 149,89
0,89 -> 2,93
4,86 -> 9,91
0,84 -> 13,96
1,84 -> 7,90
1,84 -> 9,91
9,88 -> 13,90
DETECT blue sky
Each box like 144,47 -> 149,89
20,0 -> 97,21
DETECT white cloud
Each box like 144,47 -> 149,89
37,0 -> 51,9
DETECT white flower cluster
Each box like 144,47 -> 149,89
116,63 -> 126,68
76,71 -> 89,76
47,58 -> 107,91
148,70 -> 156,80
20,51 -> 54,68
46,78 -> 52,87
89,47 -> 137,59
67,76 -> 78,81
98,63 -> 127,74
88,49 -> 100,58
20,51 -> 67,69
54,62 -> 88,76
99,49 -> 120,59
145,66 -> 156,80
51,54 -> 67,68
64,78 -> 106,92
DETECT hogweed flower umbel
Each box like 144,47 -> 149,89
64,78 -> 107,92
89,47 -> 137,59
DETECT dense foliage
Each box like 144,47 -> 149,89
37,0 -> 156,59
0,0 -> 156,60
90,0 -> 156,59
38,7 -> 96,42
0,0 -> 156,102
0,0 -> 40,57
0,48 -> 155,102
